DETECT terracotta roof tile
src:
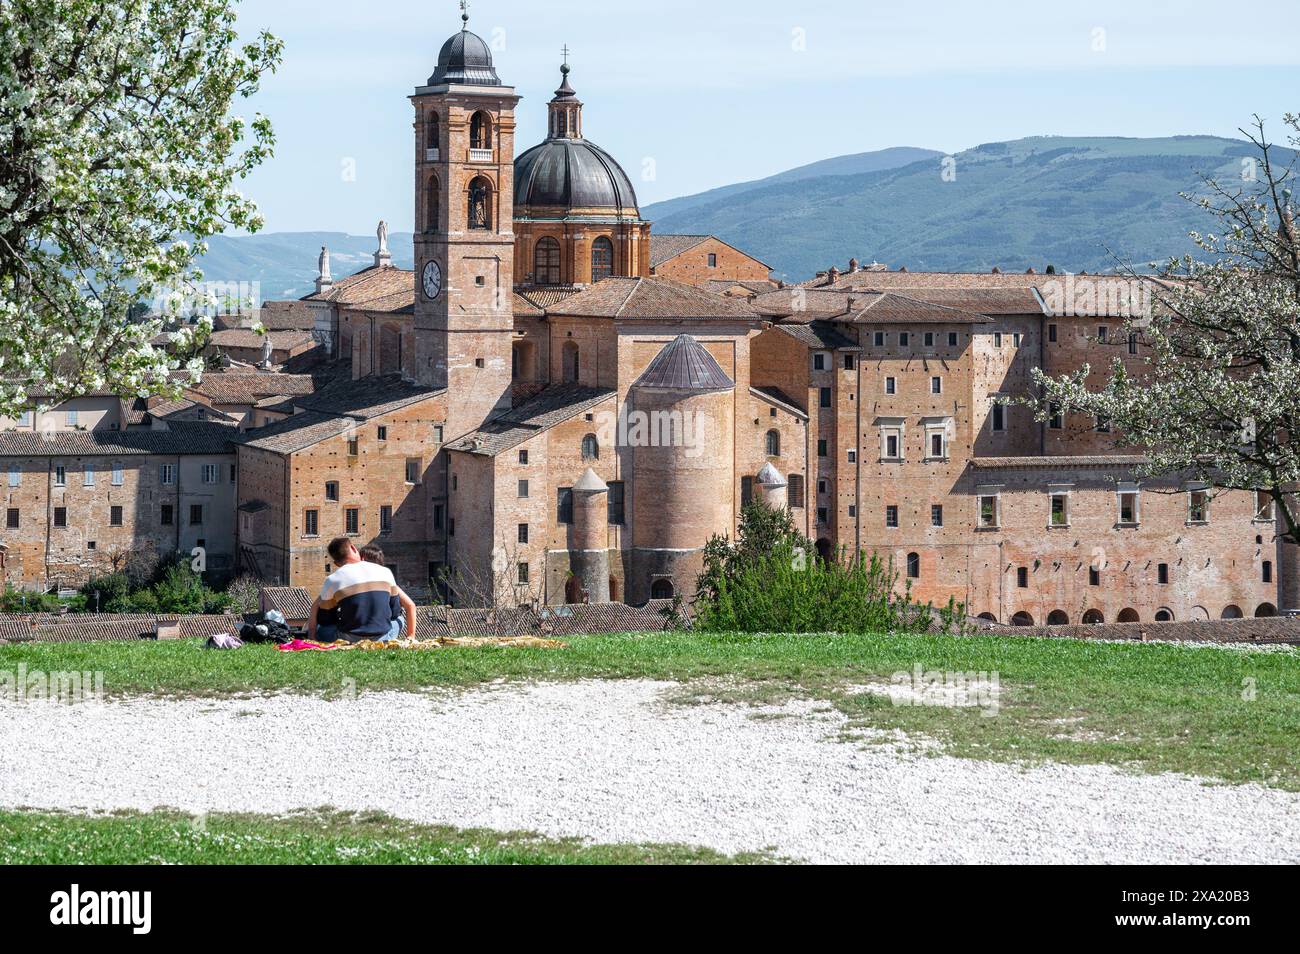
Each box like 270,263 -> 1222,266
775,320 -> 859,350
188,372 -> 317,405
294,373 -> 443,419
547,277 -> 758,321
210,329 -> 315,351
971,455 -> 1149,468
260,587 -> 314,622
649,234 -> 709,267
0,422 -> 235,457
447,385 -> 615,457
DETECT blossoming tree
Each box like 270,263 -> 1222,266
0,0 -> 281,414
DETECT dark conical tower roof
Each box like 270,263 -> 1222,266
632,335 -> 734,392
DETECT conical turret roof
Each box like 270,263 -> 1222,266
632,334 -> 734,392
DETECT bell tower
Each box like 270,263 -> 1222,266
413,8 -> 519,439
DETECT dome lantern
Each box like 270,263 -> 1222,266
427,5 -> 501,87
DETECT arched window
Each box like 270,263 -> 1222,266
1011,611 -> 1034,626
1221,605 -> 1243,619
765,430 -> 780,456
535,237 -> 561,285
470,111 -> 492,150
581,433 -> 598,460
1047,610 -> 1069,625
591,236 -> 614,282
1117,608 -> 1139,623
906,552 -> 920,578
1255,602 -> 1278,618
425,173 -> 440,232
426,114 -> 439,151
650,578 -> 674,599
976,612 -> 998,623
1154,607 -> 1174,622
1082,609 -> 1104,624
562,341 -> 580,383
467,176 -> 491,230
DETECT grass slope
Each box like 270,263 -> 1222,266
2,631 -> 1297,789
0,808 -> 763,865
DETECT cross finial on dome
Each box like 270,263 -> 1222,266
561,44 -> 570,68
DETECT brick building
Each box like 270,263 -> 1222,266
4,12 -> 1292,624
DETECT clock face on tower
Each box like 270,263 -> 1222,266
421,260 -> 442,300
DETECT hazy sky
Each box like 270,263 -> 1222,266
234,0 -> 1300,234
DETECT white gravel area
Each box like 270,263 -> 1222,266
2,679 -> 1298,864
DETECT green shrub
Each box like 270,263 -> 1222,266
690,500 -> 952,635
0,586 -> 62,613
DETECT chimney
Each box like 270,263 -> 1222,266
1025,267 -> 1036,275
991,266 -> 1001,274
848,257 -> 860,273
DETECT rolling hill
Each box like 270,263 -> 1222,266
193,135 -> 1284,298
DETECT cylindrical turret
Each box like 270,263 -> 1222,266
570,466 -> 610,603
629,335 -> 735,602
756,461 -> 788,509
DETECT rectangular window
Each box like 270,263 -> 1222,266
817,506 -> 829,525
948,332 -> 959,347
978,495 -> 999,529
83,464 -> 94,486
1048,324 -> 1057,343
54,465 -> 66,487
347,437 -> 359,456
813,353 -> 826,371
873,331 -> 885,347
518,523 -> 529,544
1017,567 -> 1028,588
1118,492 -> 1138,525
517,562 -> 530,584
885,377 -> 896,395
434,425 -> 444,444
899,332 -> 910,347
1050,493 -> 1068,527
230,464 -> 237,484
1188,490 -> 1209,523
517,479 -> 529,498
190,504 -> 204,526
930,376 -> 941,394
325,481 -> 339,502
433,504 -> 444,530
377,425 -> 388,441
707,253 -> 717,268
448,516 -> 456,535
18,411 -> 30,427
848,504 -> 857,518
53,506 -> 67,527
994,332 -> 1003,348
304,509 -> 319,536
819,387 -> 831,408
1256,490 -> 1275,521
344,507 -> 359,534
112,461 -> 124,486
1128,333 -> 1138,355
817,439 -> 827,457
6,467 -> 18,488
740,475 -> 753,507
160,464 -> 174,485
931,504 -> 943,527
1013,333 -> 1022,348
87,540 -> 96,550
110,505 -> 123,527
1097,326 -> 1107,343
1157,562 -> 1169,584
406,458 -> 421,484
843,353 -> 855,370
5,508 -> 17,529
201,464 -> 219,484
885,505 -> 899,528
557,487 -> 573,525
929,433 -> 945,459
992,403 -> 1005,432
1263,560 -> 1273,584
885,434 -> 899,459
1095,415 -> 1111,433
518,449 -> 528,465
847,449 -> 857,464
379,505 -> 392,534
787,474 -> 804,509
161,504 -> 174,526
1089,567 -> 1101,586
66,410 -> 79,427
924,332 -> 934,347
1048,403 -> 1062,430
607,480 -> 625,524
817,479 -> 827,495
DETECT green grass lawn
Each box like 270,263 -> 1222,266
0,808 -> 765,865
2,631 -> 1298,789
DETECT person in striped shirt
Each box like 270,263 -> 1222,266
307,537 -> 417,643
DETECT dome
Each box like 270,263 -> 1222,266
427,23 -> 501,86
514,138 -> 640,219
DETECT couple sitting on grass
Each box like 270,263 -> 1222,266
307,536 -> 418,644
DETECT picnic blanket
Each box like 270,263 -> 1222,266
276,635 -> 566,653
